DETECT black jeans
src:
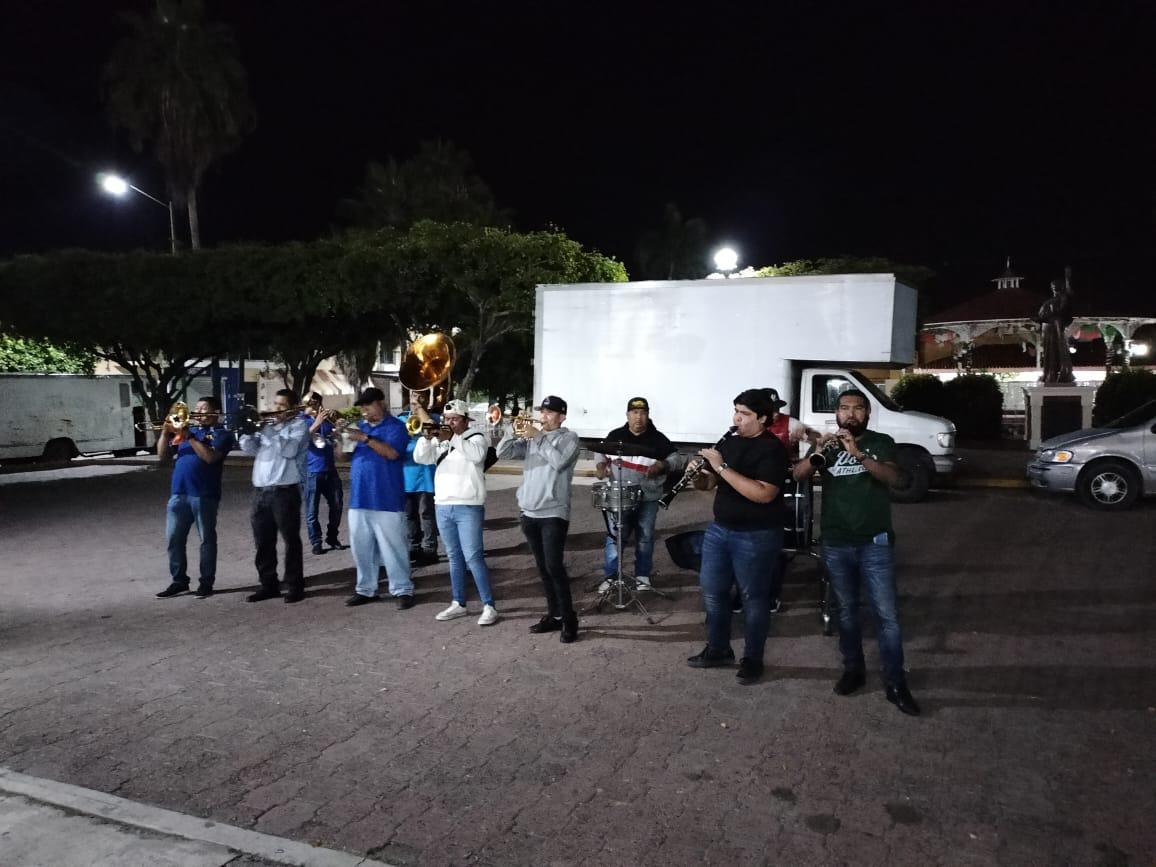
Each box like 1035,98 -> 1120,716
406,491 -> 437,552
251,485 -> 304,592
520,515 -> 573,619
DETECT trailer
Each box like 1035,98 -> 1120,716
533,273 -> 956,501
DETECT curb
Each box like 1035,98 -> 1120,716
0,768 -> 395,867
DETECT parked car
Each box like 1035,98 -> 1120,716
1027,400 -> 1156,510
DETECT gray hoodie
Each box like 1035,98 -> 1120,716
496,427 -> 580,519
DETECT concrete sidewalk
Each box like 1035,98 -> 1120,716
0,769 -> 392,867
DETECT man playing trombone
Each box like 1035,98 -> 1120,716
302,395 -> 346,556
155,397 -> 235,600
238,389 -> 311,604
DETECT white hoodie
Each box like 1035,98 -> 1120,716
413,430 -> 488,506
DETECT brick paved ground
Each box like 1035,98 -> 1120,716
0,462 -> 1153,866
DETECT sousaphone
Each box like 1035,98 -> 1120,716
399,332 -> 456,412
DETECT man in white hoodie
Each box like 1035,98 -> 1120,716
413,399 -> 498,626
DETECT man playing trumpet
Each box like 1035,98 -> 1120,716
302,395 -> 346,556
155,397 -> 235,600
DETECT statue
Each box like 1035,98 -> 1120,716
1037,268 -> 1075,384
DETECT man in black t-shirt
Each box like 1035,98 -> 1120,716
686,388 -> 787,685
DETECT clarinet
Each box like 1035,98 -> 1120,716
658,427 -> 737,509
808,433 -> 848,468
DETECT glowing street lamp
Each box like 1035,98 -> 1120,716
713,246 -> 739,275
98,172 -> 177,255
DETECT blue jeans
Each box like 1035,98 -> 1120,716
699,523 -> 783,661
436,505 -> 494,607
349,509 -> 413,598
304,470 -> 344,547
822,540 -> 907,686
604,499 -> 659,579
166,494 -> 220,587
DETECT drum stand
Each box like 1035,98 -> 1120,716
585,449 -> 672,618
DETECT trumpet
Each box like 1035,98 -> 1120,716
512,413 -> 542,436
312,416 -> 355,448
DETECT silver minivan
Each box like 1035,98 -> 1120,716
1027,400 -> 1156,510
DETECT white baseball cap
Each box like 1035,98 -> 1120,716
442,399 -> 469,418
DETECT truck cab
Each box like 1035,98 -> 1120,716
798,367 -> 957,502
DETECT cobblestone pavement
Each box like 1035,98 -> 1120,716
1,463 -> 1153,866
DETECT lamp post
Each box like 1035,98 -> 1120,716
712,246 -> 739,276
98,173 -> 177,255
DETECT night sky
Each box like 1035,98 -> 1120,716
3,1 -> 1154,314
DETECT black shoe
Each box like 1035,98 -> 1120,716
560,614 -> 579,644
247,588 -> 281,602
193,584 -> 214,599
312,544 -> 325,555
731,596 -> 743,614
395,594 -> 416,610
834,670 -> 867,696
345,593 -> 379,607
418,549 -> 438,566
284,589 -> 305,604
529,614 -> 563,634
736,658 -> 764,685
686,645 -> 736,668
769,598 -> 783,614
156,583 -> 189,599
885,683 -> 921,716
327,540 -> 347,551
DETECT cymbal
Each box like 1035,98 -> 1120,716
588,438 -> 666,460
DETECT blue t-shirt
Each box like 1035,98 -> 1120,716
303,413 -> 337,474
397,412 -> 437,493
350,415 -> 408,512
170,426 -> 235,499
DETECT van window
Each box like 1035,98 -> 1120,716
812,375 -> 853,414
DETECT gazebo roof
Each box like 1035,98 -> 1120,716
925,288 -> 1046,326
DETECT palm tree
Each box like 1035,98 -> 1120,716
635,202 -> 710,280
103,0 -> 254,250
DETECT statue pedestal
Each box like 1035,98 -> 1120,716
1023,384 -> 1097,449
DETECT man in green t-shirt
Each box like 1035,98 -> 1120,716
793,389 -> 920,716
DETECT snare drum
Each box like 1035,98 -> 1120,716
592,481 -> 643,512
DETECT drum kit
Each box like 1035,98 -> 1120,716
586,438 -> 673,619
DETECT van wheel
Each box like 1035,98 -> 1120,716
1077,460 -> 1141,510
42,438 -> 78,463
890,448 -> 931,503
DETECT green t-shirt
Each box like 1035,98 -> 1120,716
819,430 -> 896,546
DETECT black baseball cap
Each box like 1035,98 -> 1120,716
626,397 -> 649,411
539,395 -> 567,413
764,388 -> 787,410
354,386 -> 386,406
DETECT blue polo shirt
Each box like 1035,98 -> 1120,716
350,415 -> 408,512
303,413 -> 337,474
397,412 -> 437,493
171,426 -> 234,499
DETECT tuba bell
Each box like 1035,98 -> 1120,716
399,332 -> 456,412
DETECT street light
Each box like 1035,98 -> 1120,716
98,172 -> 177,255
712,246 -> 739,276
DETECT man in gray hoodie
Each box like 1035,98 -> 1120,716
496,395 -> 581,642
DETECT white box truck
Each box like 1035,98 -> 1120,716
0,373 -> 139,464
533,273 -> 956,501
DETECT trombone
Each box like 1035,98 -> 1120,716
134,401 -> 222,432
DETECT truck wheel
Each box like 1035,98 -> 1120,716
42,438 -> 78,463
890,448 -> 931,503
1077,460 -> 1141,511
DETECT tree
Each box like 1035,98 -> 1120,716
0,333 -> 95,374
756,257 -> 936,290
635,203 -> 709,280
103,0 -> 255,250
385,222 -> 627,397
339,140 -> 508,230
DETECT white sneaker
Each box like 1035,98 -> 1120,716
477,604 -> 499,626
435,601 -> 469,621
636,576 -> 652,591
598,579 -> 612,593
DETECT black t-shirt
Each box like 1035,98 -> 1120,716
712,433 -> 788,530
